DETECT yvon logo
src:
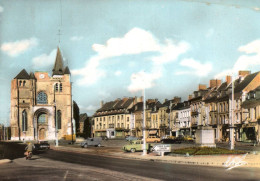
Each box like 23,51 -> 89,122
224,153 -> 248,170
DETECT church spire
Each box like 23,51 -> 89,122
52,47 -> 64,76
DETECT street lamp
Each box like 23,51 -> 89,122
142,87 -> 147,156
230,74 -> 235,150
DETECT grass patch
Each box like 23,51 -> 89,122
172,147 -> 247,155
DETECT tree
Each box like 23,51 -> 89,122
73,101 -> 80,135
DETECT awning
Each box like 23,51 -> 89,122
149,130 -> 157,134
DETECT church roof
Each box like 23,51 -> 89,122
64,66 -> 71,74
29,72 -> 36,79
14,69 -> 31,79
52,47 -> 64,76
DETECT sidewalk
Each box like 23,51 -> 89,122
52,145 -> 260,169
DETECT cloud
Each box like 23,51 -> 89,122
215,39 -> 260,79
151,40 -> 189,65
70,36 -> 84,41
1,37 -> 38,57
32,49 -> 57,69
72,27 -> 189,87
92,27 -> 160,58
127,70 -> 162,92
114,71 -> 122,76
0,6 -> 3,13
175,58 -> 212,77
72,56 -> 106,86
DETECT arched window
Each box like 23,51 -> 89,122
60,83 -> 62,92
57,110 -> 61,129
22,110 -> 27,131
55,83 -> 59,92
37,92 -> 47,104
19,80 -> 22,86
38,113 -> 46,123
23,81 -> 26,86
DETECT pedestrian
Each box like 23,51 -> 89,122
25,142 -> 34,160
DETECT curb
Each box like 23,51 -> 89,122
0,159 -> 12,165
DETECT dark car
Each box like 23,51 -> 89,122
101,136 -> 108,140
161,138 -> 181,144
34,141 -> 50,150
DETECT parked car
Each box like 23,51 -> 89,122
123,140 -> 154,153
161,138 -> 181,144
146,136 -> 161,143
81,137 -> 102,148
125,136 -> 138,141
34,141 -> 50,150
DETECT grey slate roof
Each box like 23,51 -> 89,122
234,72 -> 259,93
14,69 -> 31,79
52,47 -> 64,76
64,66 -> 71,74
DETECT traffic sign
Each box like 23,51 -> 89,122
153,144 -> 171,152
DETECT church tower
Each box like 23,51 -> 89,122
10,48 -> 73,141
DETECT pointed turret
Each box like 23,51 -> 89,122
52,47 -> 64,76
29,72 -> 36,79
63,66 -> 71,74
14,69 -> 30,79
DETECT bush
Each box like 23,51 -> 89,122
173,147 -> 246,155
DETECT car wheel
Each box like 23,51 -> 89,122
130,148 -> 136,153
97,144 -> 101,147
84,144 -> 88,148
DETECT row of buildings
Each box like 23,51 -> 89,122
93,71 -> 260,143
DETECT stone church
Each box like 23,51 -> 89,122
10,48 -> 73,141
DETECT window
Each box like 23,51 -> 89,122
60,83 -> 62,92
19,80 -> 22,86
121,123 -> 124,128
55,83 -> 59,92
23,81 -> 26,86
37,92 -> 47,104
38,113 -> 46,123
22,110 -> 27,132
57,110 -> 61,129
118,115 -> 120,120
117,123 -> 120,127
103,124 -> 105,129
127,117 -> 129,122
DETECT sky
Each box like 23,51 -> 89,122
1,0 -> 260,126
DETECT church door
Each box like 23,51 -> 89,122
39,128 -> 46,140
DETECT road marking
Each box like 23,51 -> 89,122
224,153 -> 248,170
64,170 -> 69,180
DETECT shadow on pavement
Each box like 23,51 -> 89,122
0,141 -> 47,160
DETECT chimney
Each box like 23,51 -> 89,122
188,95 -> 193,100
238,70 -> 251,78
198,84 -> 207,90
172,96 -> 181,103
100,100 -> 104,108
137,96 -> 143,103
209,79 -> 222,88
226,75 -> 232,85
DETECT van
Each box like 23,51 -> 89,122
81,137 -> 102,148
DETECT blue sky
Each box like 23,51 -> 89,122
1,0 -> 260,126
